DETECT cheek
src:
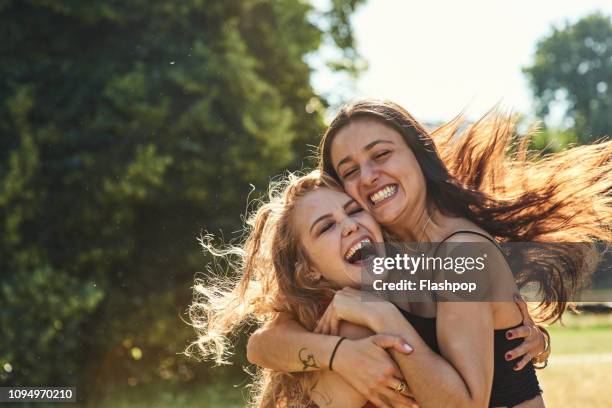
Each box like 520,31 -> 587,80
310,240 -> 348,280
401,176 -> 425,204
393,158 -> 423,192
409,167 -> 427,195
316,256 -> 349,286
310,236 -> 339,262
362,219 -> 383,242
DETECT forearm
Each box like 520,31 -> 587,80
372,313 -> 490,408
247,316 -> 340,373
310,370 -> 368,408
391,345 -> 486,408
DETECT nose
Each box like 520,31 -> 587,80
360,163 -> 379,187
341,216 -> 359,237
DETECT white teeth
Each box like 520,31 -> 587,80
369,185 -> 397,205
345,238 -> 371,261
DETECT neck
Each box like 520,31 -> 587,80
390,204 -> 457,243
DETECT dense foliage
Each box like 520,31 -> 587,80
0,0 -> 364,396
524,12 -> 612,143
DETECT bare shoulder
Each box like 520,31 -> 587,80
441,230 -> 506,267
443,227 -> 495,244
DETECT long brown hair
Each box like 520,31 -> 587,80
185,170 -> 342,407
319,99 -> 611,322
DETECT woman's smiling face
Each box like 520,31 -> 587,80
330,118 -> 427,230
294,186 -> 384,288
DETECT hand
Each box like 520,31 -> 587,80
333,334 -> 418,408
504,294 -> 547,370
314,287 -> 396,335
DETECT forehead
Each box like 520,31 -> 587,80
330,118 -> 403,163
294,187 -> 351,230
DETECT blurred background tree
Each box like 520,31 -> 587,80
523,11 -> 612,146
0,0 -> 364,402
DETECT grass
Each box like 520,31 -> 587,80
95,381 -> 248,408
536,312 -> 612,407
538,360 -> 612,407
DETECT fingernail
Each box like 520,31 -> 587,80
506,332 -> 513,339
403,343 -> 413,353
513,364 -> 520,371
505,353 -> 512,360
513,294 -> 521,301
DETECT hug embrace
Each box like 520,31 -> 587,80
186,100 -> 611,408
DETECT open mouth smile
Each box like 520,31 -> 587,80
368,184 -> 398,207
344,237 -> 375,265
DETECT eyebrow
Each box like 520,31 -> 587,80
309,198 -> 356,235
335,139 -> 395,174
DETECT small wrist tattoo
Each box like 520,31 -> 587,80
298,347 -> 319,370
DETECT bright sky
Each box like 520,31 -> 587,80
311,0 -> 611,123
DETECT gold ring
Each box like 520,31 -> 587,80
527,325 -> 533,337
394,380 -> 407,393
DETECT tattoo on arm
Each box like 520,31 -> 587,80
299,347 -> 319,371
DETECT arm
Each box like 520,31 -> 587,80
247,312 -> 339,372
310,322 -> 417,408
505,295 -> 550,370
247,312 -> 417,408
378,238 -> 514,407
318,242 -> 504,408
382,302 -> 494,408
315,289 -> 492,407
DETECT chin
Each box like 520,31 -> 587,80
376,206 -> 402,226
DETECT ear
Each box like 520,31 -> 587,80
295,258 -> 322,283
306,269 -> 322,283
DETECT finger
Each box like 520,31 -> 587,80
397,394 -> 418,407
320,312 -> 332,335
314,309 -> 330,334
342,286 -> 359,294
368,394 -> 392,408
322,307 -> 335,333
386,379 -> 415,399
513,353 -> 532,371
387,378 -> 402,393
379,387 -> 414,408
393,380 -> 415,399
372,335 -> 413,354
505,325 -> 532,340
314,312 -> 326,333
329,313 -> 340,336
514,294 -> 533,323
314,306 -> 331,333
534,327 -> 547,355
505,341 -> 531,361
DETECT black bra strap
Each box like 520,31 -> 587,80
432,229 -> 504,258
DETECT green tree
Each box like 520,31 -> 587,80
0,0 -> 364,397
523,12 -> 612,143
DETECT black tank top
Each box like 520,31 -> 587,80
399,230 -> 542,407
